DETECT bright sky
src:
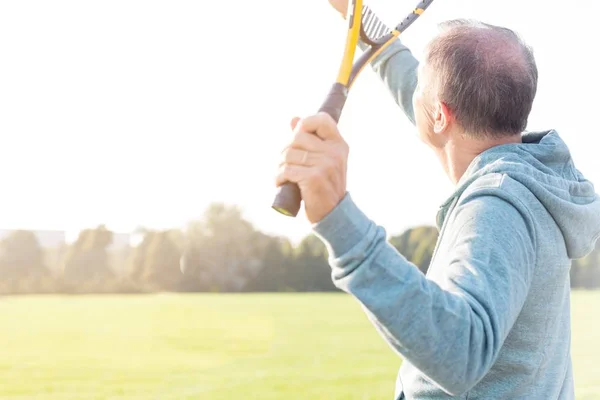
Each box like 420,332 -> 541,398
0,0 -> 598,243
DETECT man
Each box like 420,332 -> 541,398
275,2 -> 600,399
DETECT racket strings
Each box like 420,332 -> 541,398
361,5 -> 392,43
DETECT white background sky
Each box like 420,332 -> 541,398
0,0 -> 598,243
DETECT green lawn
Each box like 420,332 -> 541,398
0,291 -> 597,399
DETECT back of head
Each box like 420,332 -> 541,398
425,20 -> 538,139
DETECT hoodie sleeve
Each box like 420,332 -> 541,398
312,190 -> 536,396
358,38 -> 419,125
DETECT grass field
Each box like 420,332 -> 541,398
0,291 -> 597,399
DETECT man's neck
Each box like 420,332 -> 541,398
440,132 -> 522,185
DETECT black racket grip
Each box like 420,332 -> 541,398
318,82 -> 348,123
272,83 -> 348,217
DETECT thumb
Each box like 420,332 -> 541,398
295,112 -> 341,141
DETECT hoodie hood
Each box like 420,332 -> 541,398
440,130 -> 600,259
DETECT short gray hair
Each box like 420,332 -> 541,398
425,19 -> 538,138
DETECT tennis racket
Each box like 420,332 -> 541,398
271,0 -> 435,217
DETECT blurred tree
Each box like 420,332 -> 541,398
287,234 -> 337,292
62,225 -> 115,283
138,230 -> 183,290
180,203 -> 266,292
0,230 -> 49,280
245,235 -> 293,292
127,230 -> 158,283
389,226 -> 439,275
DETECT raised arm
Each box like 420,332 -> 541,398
358,7 -> 420,124
312,187 -> 536,396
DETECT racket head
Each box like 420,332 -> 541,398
359,5 -> 394,46
360,0 -> 436,46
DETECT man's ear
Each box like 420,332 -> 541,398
433,101 -> 452,134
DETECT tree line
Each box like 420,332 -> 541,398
0,202 -> 598,294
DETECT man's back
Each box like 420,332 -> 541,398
397,130 -> 592,398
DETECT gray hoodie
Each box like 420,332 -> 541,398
312,40 -> 600,399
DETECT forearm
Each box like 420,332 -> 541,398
358,38 -> 419,124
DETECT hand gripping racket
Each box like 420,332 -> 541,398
271,0 -> 435,217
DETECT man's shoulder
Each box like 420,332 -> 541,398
454,172 -> 538,228
460,171 -> 537,204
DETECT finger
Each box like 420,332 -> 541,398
295,112 -> 342,141
279,147 -> 316,167
275,164 -> 312,187
292,130 -> 325,151
281,130 -> 325,155
290,116 -> 301,131
328,0 -> 348,17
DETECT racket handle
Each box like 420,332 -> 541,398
271,82 -> 349,217
317,82 -> 348,123
272,181 -> 302,217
